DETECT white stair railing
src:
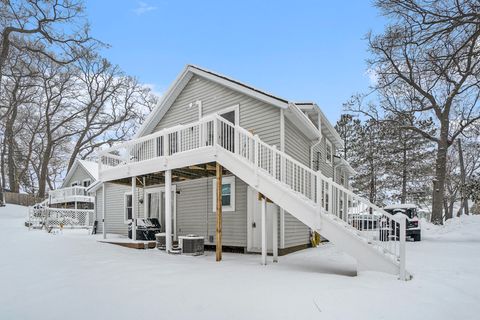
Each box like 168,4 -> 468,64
99,114 -> 407,278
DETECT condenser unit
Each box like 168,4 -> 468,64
178,235 -> 204,255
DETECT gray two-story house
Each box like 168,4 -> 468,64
91,65 -> 354,255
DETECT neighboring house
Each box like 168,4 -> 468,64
48,159 -> 98,209
94,65 -> 408,279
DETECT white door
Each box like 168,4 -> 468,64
145,187 -> 177,239
247,186 -> 276,252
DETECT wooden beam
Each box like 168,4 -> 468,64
216,162 -> 222,262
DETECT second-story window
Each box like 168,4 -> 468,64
326,139 -> 333,165
340,172 -> 345,186
314,151 -> 321,171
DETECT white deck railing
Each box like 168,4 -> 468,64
99,114 -> 406,278
49,186 -> 94,204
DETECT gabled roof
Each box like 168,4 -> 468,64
334,156 -> 357,176
136,65 -> 322,140
296,102 -> 344,148
61,159 -> 98,188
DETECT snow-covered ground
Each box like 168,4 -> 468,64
1,205 -> 479,320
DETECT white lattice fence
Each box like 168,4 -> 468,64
45,208 -> 94,229
28,207 -> 94,230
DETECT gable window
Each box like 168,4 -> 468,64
326,139 -> 333,165
71,181 -> 80,187
83,179 -> 91,188
212,176 -> 236,212
124,193 -> 133,222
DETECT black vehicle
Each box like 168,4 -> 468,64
383,204 -> 421,241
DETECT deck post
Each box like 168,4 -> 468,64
261,196 -> 267,265
131,177 -> 137,241
216,163 -> 222,261
273,206 -> 278,263
102,183 -> 106,239
165,170 -> 172,253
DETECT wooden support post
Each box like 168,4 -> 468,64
216,163 -> 223,261
102,183 -> 106,239
273,206 -> 278,263
261,196 -> 267,265
131,177 -> 137,241
165,170 -> 172,252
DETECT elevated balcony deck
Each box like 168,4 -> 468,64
49,186 -> 94,205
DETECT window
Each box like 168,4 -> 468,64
212,176 -> 235,212
71,181 -> 80,187
340,173 -> 345,186
313,151 -> 321,171
124,193 -> 133,222
326,139 -> 333,165
83,179 -> 91,187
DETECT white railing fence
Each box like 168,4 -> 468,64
49,186 -> 91,202
28,207 -> 94,231
99,114 -> 407,278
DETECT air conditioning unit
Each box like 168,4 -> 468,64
155,233 -> 173,250
179,235 -> 204,255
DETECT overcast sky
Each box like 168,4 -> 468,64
85,0 -> 387,123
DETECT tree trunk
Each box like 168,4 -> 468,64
457,139 -> 469,216
0,137 -> 6,192
37,143 -> 52,198
5,105 -> 19,193
401,142 -> 407,204
431,125 -> 449,225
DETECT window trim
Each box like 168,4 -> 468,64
82,179 -> 91,188
216,104 -> 240,125
124,192 -> 133,223
326,139 -> 333,165
212,176 -> 236,212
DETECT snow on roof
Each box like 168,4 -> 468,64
78,160 -> 99,180
384,203 -> 418,210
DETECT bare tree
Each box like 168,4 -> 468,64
35,58 -> 80,197
0,0 -> 96,77
66,55 -> 157,171
361,0 -> 480,224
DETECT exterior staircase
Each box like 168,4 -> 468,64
100,114 -> 410,280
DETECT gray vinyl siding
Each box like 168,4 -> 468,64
64,165 -> 92,187
95,182 -> 144,236
311,136 -> 334,178
175,176 -> 248,247
154,75 -> 281,147
283,118 -> 312,248
96,177 -> 248,247
284,212 -> 310,247
284,118 -> 310,167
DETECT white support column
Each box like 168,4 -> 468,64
261,196 -> 267,266
131,177 -> 137,241
273,206 -> 278,263
102,183 -> 106,239
165,170 -> 172,253
142,177 -> 146,219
